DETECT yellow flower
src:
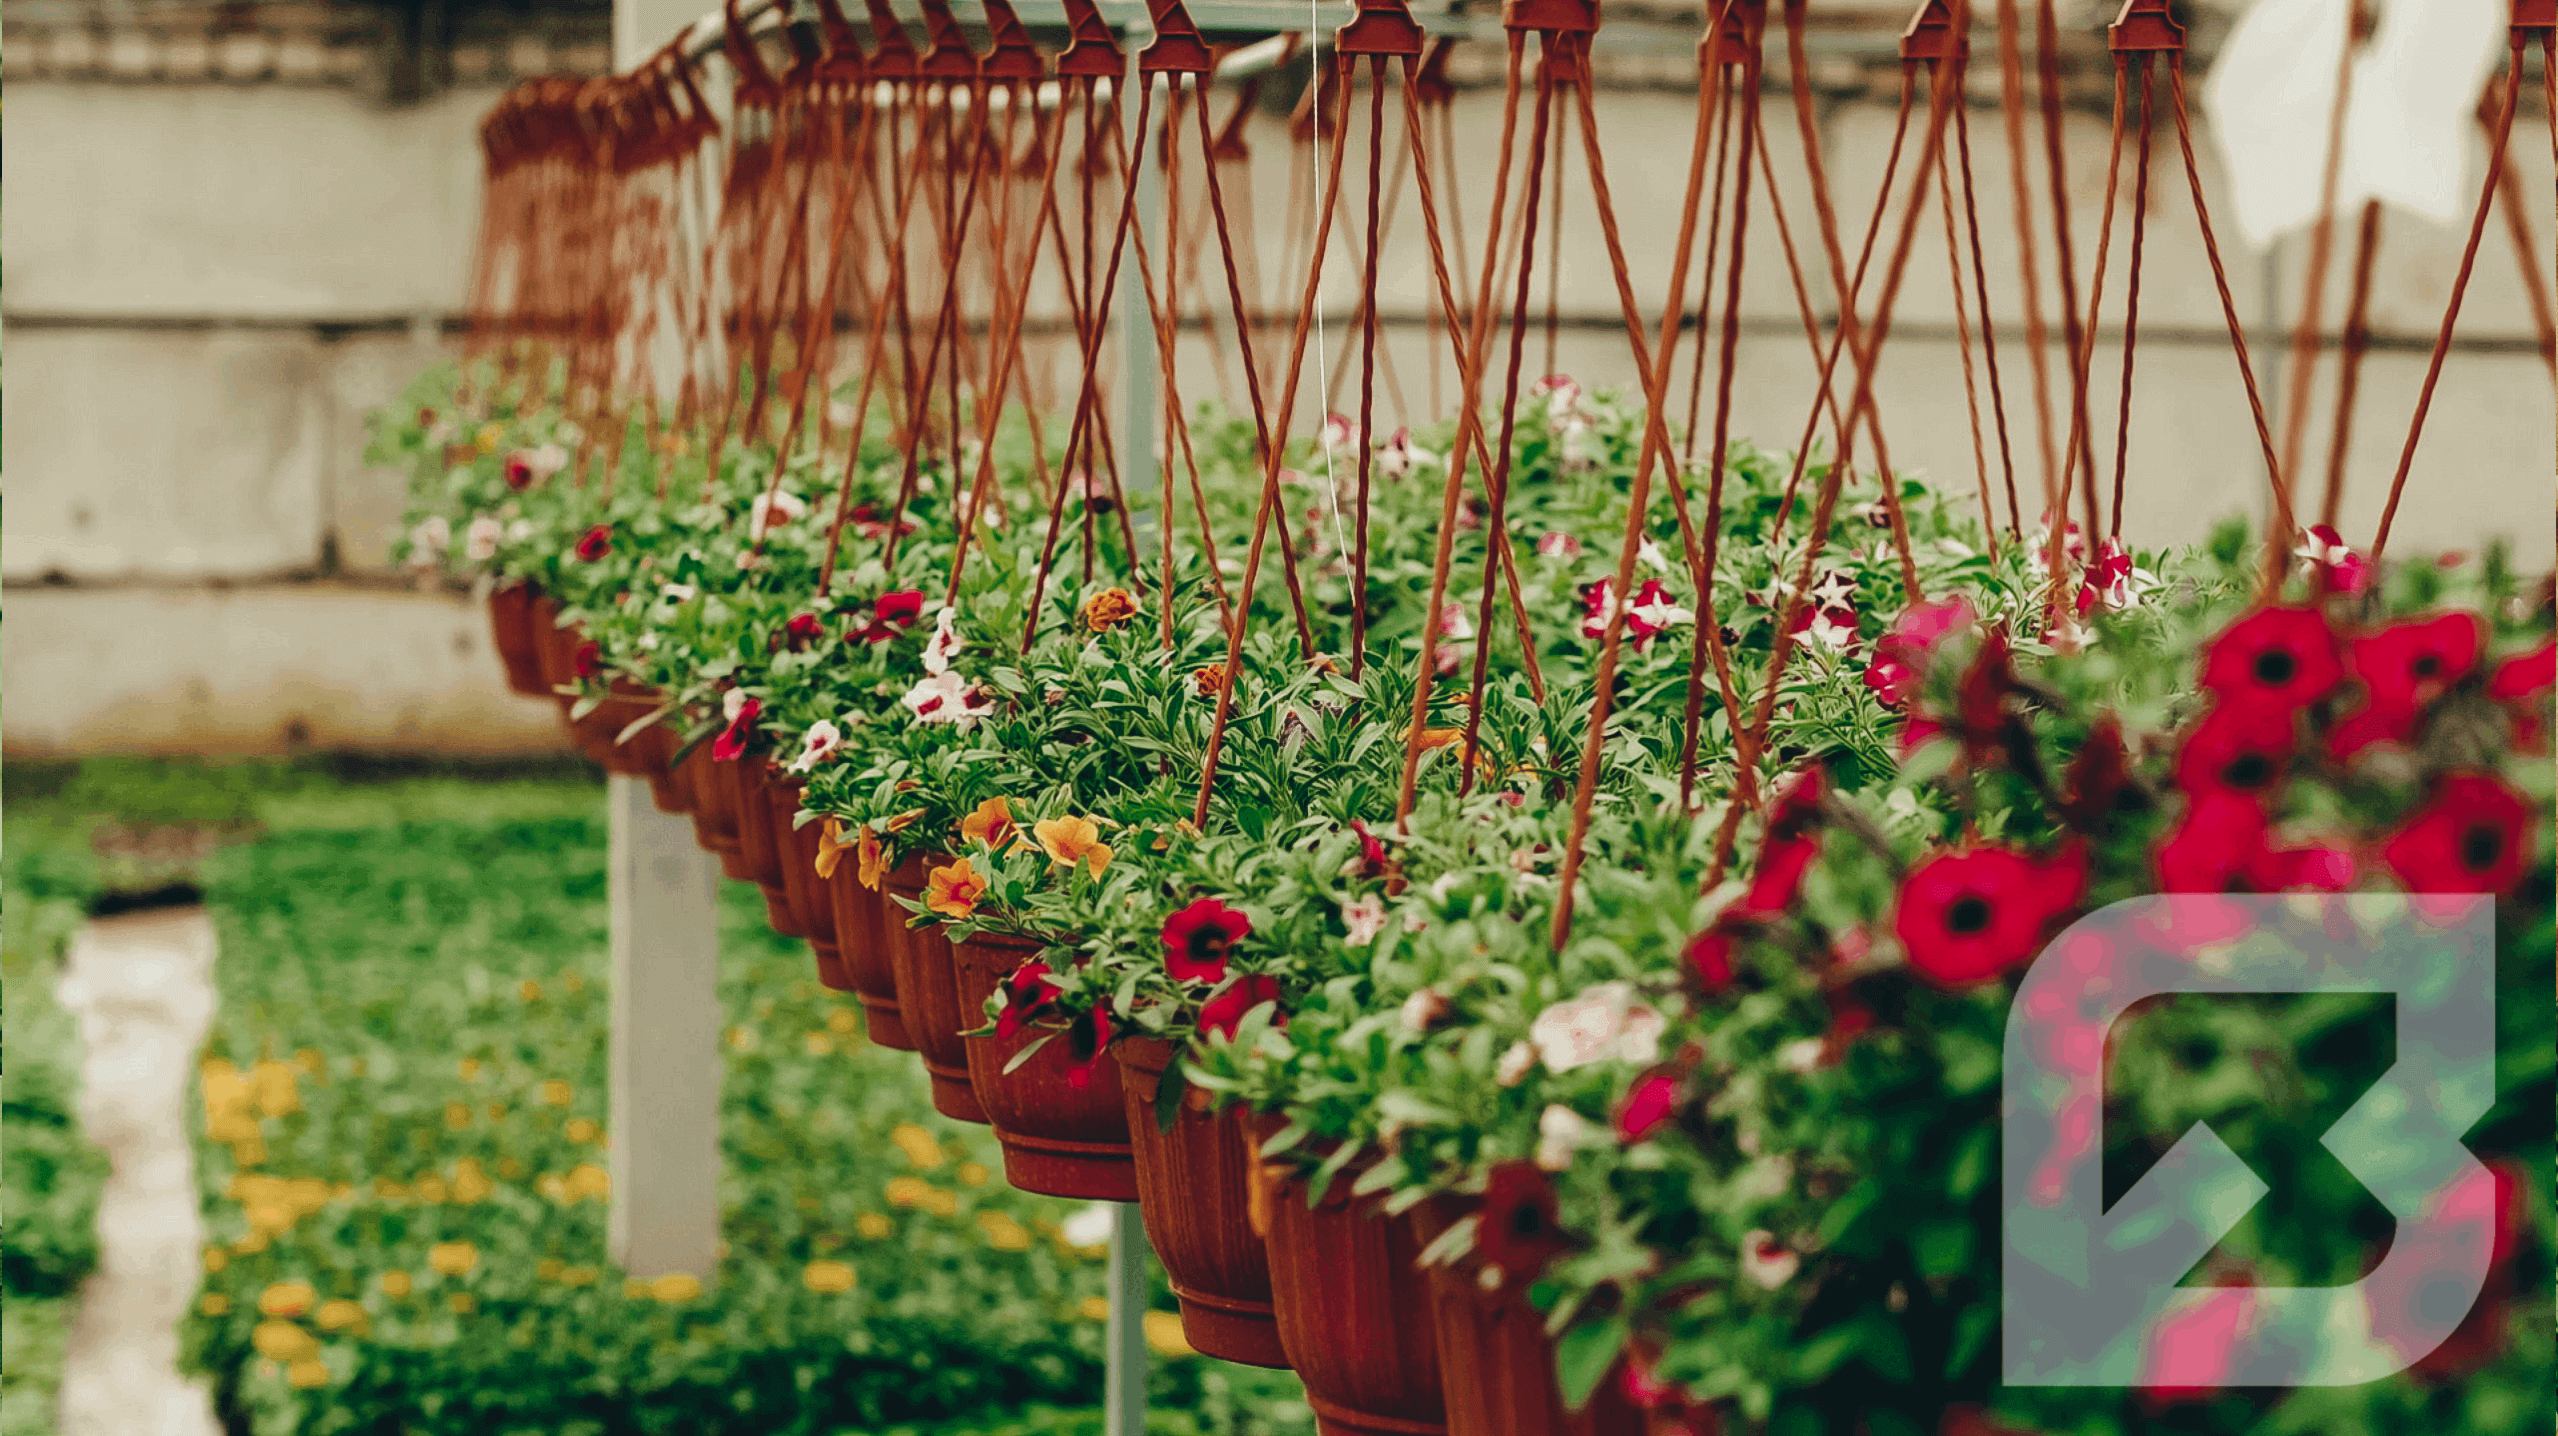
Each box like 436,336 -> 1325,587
293,1048 -> 326,1075
566,1118 -> 601,1144
924,858 -> 988,920
802,1260 -> 857,1294
814,818 -> 848,881
258,1281 -> 316,1318
855,1213 -> 893,1239
976,1213 -> 1033,1251
537,1258 -> 565,1281
201,1059 -> 259,1143
1077,1296 -> 1110,1321
448,1293 -> 475,1314
415,1174 -> 450,1204
198,1294 -> 231,1316
474,421 -> 506,454
855,825 -> 887,890
890,1124 -> 945,1170
204,1246 -> 229,1274
444,1101 -> 472,1130
286,1359 -> 330,1390
251,1059 -> 301,1117
884,1176 -> 931,1209
650,1274 -> 702,1303
252,1321 -> 317,1362
557,1266 -> 598,1287
427,1242 -> 478,1277
1143,1310 -> 1195,1358
457,1058 -> 482,1082
803,1032 -> 835,1057
565,1163 -> 611,1201
373,1178 -> 408,1200
540,1080 -> 573,1107
956,1161 -> 990,1188
451,1158 -> 494,1204
379,1271 -> 413,1298
1190,664 -> 1228,698
826,1007 -> 858,1035
520,978 -> 543,1002
1033,816 -> 1113,878
959,797 -> 1020,850
1077,587 -> 1141,632
314,1300 -> 367,1334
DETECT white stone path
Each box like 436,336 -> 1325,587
54,907 -> 222,1436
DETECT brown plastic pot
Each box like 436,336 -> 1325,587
487,582 -> 550,697
764,770 -> 847,991
949,928 -> 1136,1202
1249,1118 -> 1445,1435
826,863 -> 913,1050
724,759 -> 802,937
684,746 -> 754,881
1116,1039 -> 1286,1367
883,858 -> 988,1125
1406,1200 -> 1643,1436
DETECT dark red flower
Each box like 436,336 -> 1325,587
573,524 -> 613,562
2153,790 -> 2271,893
2329,612 -> 2485,760
571,639 -> 603,681
710,697 -> 762,762
995,960 -> 1060,1041
1954,628 -> 2020,752
1893,844 -> 2087,988
848,589 -> 928,645
849,503 -> 917,541
2489,639 -> 2554,749
2252,841 -> 2359,892
1684,927 -> 1737,989
2381,772 -> 2533,895
1162,898 -> 1250,983
1616,1071 -> 1681,1142
504,453 -> 537,490
2198,606 -> 2341,713
2295,524 -> 2374,596
1064,1005 -> 1114,1091
1197,973 -> 1282,1041
1473,1162 -> 1574,1284
1863,596 -> 1976,707
2172,701 -> 2295,801
1348,820 -> 1391,880
2059,715 -> 2132,831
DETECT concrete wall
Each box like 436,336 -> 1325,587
7,65 -> 2553,756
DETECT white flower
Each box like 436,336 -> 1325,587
922,605 -> 964,676
1397,985 -> 1449,1033
749,488 -> 808,536
1527,982 -> 1666,1074
1343,894 -> 1389,948
1628,585 -> 1695,633
1376,426 -> 1437,479
1531,373 -> 1582,419
1535,1104 -> 1604,1171
506,518 -> 535,543
1778,1038 -> 1826,1073
902,670 -> 989,727
1059,1202 -> 1115,1250
722,688 -> 752,723
1637,538 -> 1670,574
1558,417 -> 1601,470
409,515 -> 450,562
465,515 -> 503,563
1740,1231 -> 1800,1289
639,631 -> 660,651
1495,1040 -> 1537,1087
787,720 -> 842,773
1536,531 -> 1583,559
528,442 -> 569,479
1808,569 -> 1859,610
1320,413 -> 1359,450
1437,602 -> 1476,642
660,582 -> 698,604
1801,607 -> 1859,654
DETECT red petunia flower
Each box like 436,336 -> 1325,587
778,612 -> 825,652
2381,772 -> 2533,896
849,503 -> 917,541
1954,628 -> 2021,753
710,697 -> 762,762
2153,790 -> 2271,893
571,639 -> 603,681
2172,701 -> 2296,801
1862,596 -> 1976,708
1615,1071 -> 1680,1142
2328,612 -> 2485,760
2294,523 -> 2374,596
1162,898 -> 1251,983
1197,973 -> 1282,1041
994,960 -> 1060,1041
1894,844 -> 2088,988
574,524 -> 614,562
1347,819 -> 1391,880
848,588 -> 928,645
1064,1005 -> 1114,1091
1683,927 -> 1736,989
2198,606 -> 2341,713
504,453 -> 537,490
1473,1162 -> 1574,1284
2059,715 -> 2133,831
2488,639 -> 2554,749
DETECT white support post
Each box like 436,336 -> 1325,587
605,774 -> 725,1281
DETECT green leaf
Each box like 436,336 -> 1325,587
1552,1313 -> 1629,1411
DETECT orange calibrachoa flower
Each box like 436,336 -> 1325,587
1034,816 -> 1114,878
925,857 -> 989,919
1191,663 -> 1228,698
856,825 -> 888,890
814,818 -> 849,880
427,1241 -> 478,1276
804,1260 -> 857,1293
961,797 -> 1020,849
1078,588 -> 1141,632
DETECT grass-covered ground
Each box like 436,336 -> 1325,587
2,759 -> 1311,1436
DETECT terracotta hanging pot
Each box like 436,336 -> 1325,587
826,862 -> 913,1050
1116,1038 -> 1286,1368
683,743 -> 754,881
948,928 -> 1136,1201
612,679 -> 686,804
1406,1200 -> 1644,1436
724,758 -> 802,937
764,768 -> 846,991
487,582 -> 550,697
1248,1116 -> 1446,1435
883,857 -> 989,1125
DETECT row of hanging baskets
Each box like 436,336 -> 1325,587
396,0 -> 2557,1431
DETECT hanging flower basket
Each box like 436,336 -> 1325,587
1115,1038 -> 1286,1368
949,928 -> 1135,1202
764,768 -> 847,992
724,758 -> 802,938
681,743 -> 754,881
1247,1117 -> 1446,1435
486,580 -> 549,698
1407,1199 -> 1645,1436
825,860 -> 912,1050
883,857 -> 989,1126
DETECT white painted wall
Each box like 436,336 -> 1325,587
5,66 -> 2551,756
